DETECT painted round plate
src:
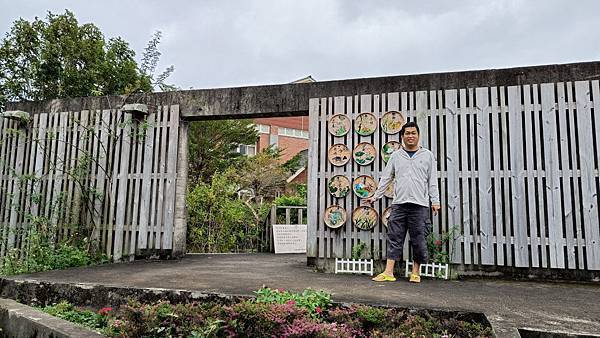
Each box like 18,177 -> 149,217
381,111 -> 405,134
384,182 -> 395,199
355,112 -> 377,136
381,141 -> 401,163
352,206 -> 378,230
353,175 -> 377,199
328,144 -> 351,166
328,175 -> 351,198
324,205 -> 347,229
382,207 -> 392,228
353,142 -> 376,166
328,114 -> 351,137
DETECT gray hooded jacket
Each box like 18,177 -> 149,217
372,147 -> 440,207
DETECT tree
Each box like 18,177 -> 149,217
0,10 -> 151,109
188,119 -> 259,184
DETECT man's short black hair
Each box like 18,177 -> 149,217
400,121 -> 420,136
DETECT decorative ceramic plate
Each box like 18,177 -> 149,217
382,207 -> 392,228
384,182 -> 395,199
328,114 -> 351,137
352,206 -> 378,230
324,205 -> 347,229
353,175 -> 377,199
381,141 -> 402,163
328,144 -> 351,166
353,142 -> 376,166
355,112 -> 377,136
328,175 -> 351,198
381,111 -> 405,134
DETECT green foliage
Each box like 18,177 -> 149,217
0,230 -> 108,276
41,301 -> 108,330
274,194 -> 306,207
42,290 -> 493,338
427,226 -> 459,264
186,172 -> 269,253
254,287 -> 332,317
138,31 -> 176,92
351,242 -> 366,259
229,148 -> 288,203
188,119 -> 258,184
0,10 -> 151,108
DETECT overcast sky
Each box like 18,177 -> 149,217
2,0 -> 600,90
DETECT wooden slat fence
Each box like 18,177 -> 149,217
261,206 -> 307,252
0,105 -> 183,262
308,80 -> 600,271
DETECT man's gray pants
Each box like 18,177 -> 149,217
387,203 -> 430,263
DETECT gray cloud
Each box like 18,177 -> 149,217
1,0 -> 599,90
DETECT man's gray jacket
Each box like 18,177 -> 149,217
372,147 -> 440,207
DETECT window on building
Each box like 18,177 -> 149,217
255,124 -> 271,134
278,127 -> 308,139
236,144 -> 257,156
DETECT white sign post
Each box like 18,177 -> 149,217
273,224 -> 307,254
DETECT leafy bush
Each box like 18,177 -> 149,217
0,231 -> 108,276
274,194 -> 306,207
41,301 -> 109,330
187,173 -> 270,253
42,288 -> 493,338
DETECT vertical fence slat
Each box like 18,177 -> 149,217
459,89 -> 472,265
490,87 -> 505,265
508,86 -> 529,267
445,89 -> 462,264
523,85 -> 540,268
476,87 -> 494,265
574,81 -> 600,270
307,98 -> 319,257
541,83 -> 565,269
162,105 -> 180,250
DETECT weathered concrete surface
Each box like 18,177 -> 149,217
0,298 -> 104,338
7,61 -> 600,120
2,254 -> 599,337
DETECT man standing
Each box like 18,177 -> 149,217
365,122 -> 440,283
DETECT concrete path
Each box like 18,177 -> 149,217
8,253 -> 600,337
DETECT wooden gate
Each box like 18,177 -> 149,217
0,105 -> 186,261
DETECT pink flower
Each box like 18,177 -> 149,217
287,300 -> 296,305
277,288 -> 285,292
98,307 -> 112,316
315,307 -> 322,314
435,240 -> 442,246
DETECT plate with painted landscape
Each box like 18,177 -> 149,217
381,141 -> 401,163
381,111 -> 405,134
354,112 -> 377,136
352,206 -> 378,230
328,114 -> 351,137
328,175 -> 350,198
384,182 -> 394,199
353,175 -> 377,199
382,207 -> 392,228
328,144 -> 351,166
353,142 -> 376,166
324,205 -> 347,229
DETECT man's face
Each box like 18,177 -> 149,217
402,127 -> 419,147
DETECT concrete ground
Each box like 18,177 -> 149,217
7,253 -> 600,337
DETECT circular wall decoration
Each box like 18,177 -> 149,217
355,112 -> 377,136
384,182 -> 395,199
381,207 -> 392,228
381,111 -> 405,134
352,206 -> 378,230
353,142 -> 376,166
328,144 -> 351,166
328,175 -> 350,198
324,205 -> 347,229
353,175 -> 377,199
328,114 -> 351,137
381,141 -> 402,163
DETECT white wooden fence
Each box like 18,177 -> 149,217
308,81 -> 600,271
0,105 -> 186,261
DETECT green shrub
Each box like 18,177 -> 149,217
254,287 -> 331,317
42,301 -> 108,330
187,173 -> 269,253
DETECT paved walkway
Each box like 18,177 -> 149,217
8,254 -> 600,337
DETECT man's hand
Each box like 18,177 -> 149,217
431,204 -> 441,215
364,197 -> 375,205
